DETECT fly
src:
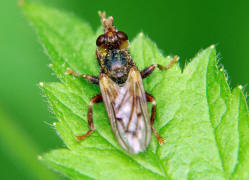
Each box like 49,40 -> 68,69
66,12 -> 179,154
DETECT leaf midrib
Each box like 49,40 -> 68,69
230,92 -> 241,179
205,50 -> 227,179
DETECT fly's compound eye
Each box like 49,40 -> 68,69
96,34 -> 105,46
117,31 -> 129,49
117,31 -> 128,41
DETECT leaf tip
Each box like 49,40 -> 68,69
210,44 -> 215,49
238,85 -> 243,90
39,82 -> 44,87
38,155 -> 43,160
139,32 -> 144,37
52,122 -> 57,126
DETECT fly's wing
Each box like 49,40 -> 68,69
99,67 -> 151,154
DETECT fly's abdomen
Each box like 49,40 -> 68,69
99,68 -> 151,154
114,93 -> 151,153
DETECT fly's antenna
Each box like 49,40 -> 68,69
98,11 -> 115,32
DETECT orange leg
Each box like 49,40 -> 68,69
146,93 -> 166,145
141,56 -> 179,79
76,94 -> 103,141
65,68 -> 99,85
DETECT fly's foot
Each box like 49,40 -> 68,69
65,67 -> 85,78
155,134 -> 166,145
75,136 -> 84,141
75,128 -> 95,141
65,67 -> 73,75
157,56 -> 179,71
158,137 -> 166,145
75,134 -> 89,141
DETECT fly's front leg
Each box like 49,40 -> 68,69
146,92 -> 166,145
141,56 -> 179,79
76,94 -> 103,141
65,68 -> 99,85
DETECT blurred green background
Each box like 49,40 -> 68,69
0,0 -> 248,179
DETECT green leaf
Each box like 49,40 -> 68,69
22,2 -> 249,180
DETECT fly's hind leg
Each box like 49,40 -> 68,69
65,68 -> 99,85
141,56 -> 179,79
146,92 -> 166,145
76,94 -> 103,141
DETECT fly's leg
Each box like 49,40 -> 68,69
141,56 -> 179,79
146,92 -> 166,145
65,68 -> 99,85
76,94 -> 103,141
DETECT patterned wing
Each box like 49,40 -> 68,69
99,67 -> 151,154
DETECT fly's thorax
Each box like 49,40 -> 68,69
97,49 -> 134,84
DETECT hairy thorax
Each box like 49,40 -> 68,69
97,48 -> 134,84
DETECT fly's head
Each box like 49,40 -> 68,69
96,12 -> 133,84
96,12 -> 129,51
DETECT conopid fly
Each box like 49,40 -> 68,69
66,12 -> 179,154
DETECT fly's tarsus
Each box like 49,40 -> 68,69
65,67 -> 99,84
146,93 -> 166,145
157,56 -> 179,70
141,56 -> 179,79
